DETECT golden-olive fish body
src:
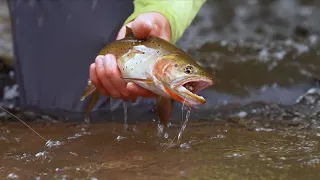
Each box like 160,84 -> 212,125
81,26 -> 214,124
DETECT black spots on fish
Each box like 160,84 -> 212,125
126,66 -> 128,69
185,66 -> 194,74
174,64 -> 178,67
157,51 -> 160,54
131,68 -> 133,71
122,68 -> 125,70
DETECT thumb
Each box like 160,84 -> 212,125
116,16 -> 153,40
131,16 -> 153,39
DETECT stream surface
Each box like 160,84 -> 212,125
0,119 -> 320,180
1,0 -> 320,179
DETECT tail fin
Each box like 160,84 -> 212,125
80,79 -> 99,120
81,79 -> 96,101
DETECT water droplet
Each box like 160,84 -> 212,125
35,151 -> 47,157
7,173 -> 18,179
45,140 -> 64,148
237,111 -> 247,118
180,143 -> 191,149
210,134 -> 226,139
164,132 -> 169,138
116,135 -> 127,141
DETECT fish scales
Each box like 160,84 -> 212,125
80,26 -> 214,125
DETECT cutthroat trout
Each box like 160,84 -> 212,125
81,26 -> 214,124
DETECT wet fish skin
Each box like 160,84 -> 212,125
81,26 -> 213,124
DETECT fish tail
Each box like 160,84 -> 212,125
80,79 -> 96,101
84,89 -> 100,120
81,79 -> 99,120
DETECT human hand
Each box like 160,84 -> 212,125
89,12 -> 171,100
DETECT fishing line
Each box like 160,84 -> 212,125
0,106 -> 48,142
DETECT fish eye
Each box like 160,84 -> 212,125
185,65 -> 193,74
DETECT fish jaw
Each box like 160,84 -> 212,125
169,76 -> 214,106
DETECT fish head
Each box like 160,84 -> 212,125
154,54 -> 214,107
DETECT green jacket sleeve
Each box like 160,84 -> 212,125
124,0 -> 206,44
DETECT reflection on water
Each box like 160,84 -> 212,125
0,120 -> 320,179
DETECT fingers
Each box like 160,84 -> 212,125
116,14 -> 153,40
90,54 -> 131,99
131,18 -> 152,39
95,55 -> 121,98
92,12 -> 173,100
132,13 -> 171,41
116,22 -> 132,40
104,54 -> 130,99
90,54 -> 157,100
89,62 -> 110,96
117,12 -> 171,41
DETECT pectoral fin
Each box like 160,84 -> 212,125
156,95 -> 172,125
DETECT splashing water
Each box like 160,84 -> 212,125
122,101 -> 128,130
157,123 -> 164,137
109,97 -> 114,111
177,107 -> 191,142
163,106 -> 192,152
181,98 -> 187,125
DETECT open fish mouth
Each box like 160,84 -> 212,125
173,77 -> 214,106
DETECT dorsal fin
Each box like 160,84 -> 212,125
125,26 -> 135,38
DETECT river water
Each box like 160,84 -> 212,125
1,0 -> 320,179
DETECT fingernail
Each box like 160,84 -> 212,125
127,82 -> 134,91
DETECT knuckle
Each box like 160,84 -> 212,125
95,55 -> 104,61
